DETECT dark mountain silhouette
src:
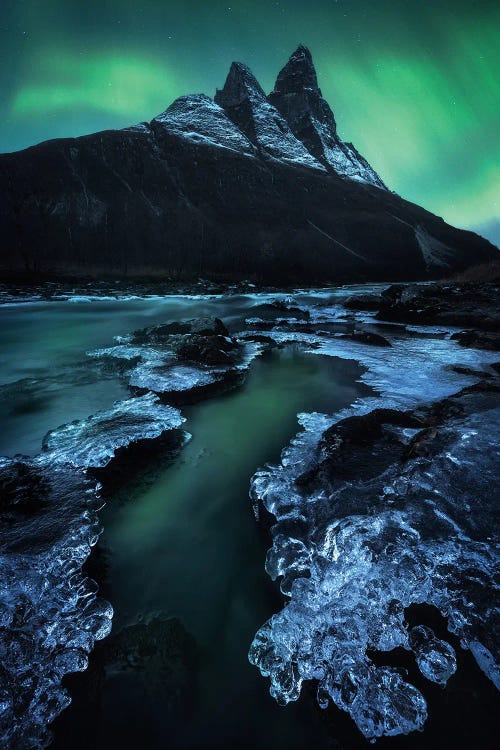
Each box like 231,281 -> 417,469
0,46 -> 496,282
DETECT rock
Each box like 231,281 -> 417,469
451,330 -> 500,351
215,62 -> 324,169
132,317 -> 229,345
177,333 -> 237,365
132,316 -> 239,367
403,427 -> 451,460
297,408 -> 420,485
349,330 -> 392,347
268,45 -> 386,187
343,294 -> 382,311
155,93 -> 256,155
269,299 -> 311,317
446,364 -> 492,378
378,282 -> 500,330
0,460 -> 49,517
237,333 -> 275,345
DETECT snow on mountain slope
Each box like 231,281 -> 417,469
155,49 -> 387,186
215,62 -> 325,171
269,46 -> 387,188
154,94 -> 257,156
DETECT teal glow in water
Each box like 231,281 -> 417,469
0,295 -> 253,456
95,347 -> 369,749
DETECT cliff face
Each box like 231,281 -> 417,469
0,46 -> 496,282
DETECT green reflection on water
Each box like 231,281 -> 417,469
98,347 -> 368,749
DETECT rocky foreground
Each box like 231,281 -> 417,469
0,279 -> 498,748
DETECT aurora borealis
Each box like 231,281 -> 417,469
1,0 -> 498,242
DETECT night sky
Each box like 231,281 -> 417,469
1,1 -> 498,243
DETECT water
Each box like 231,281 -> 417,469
89,348 -> 367,749
0,292 -> 368,749
0,294 -> 265,457
0,287 -> 372,457
1,288 -> 497,749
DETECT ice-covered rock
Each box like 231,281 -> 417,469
268,46 -> 387,188
0,456 -> 112,749
91,318 -> 263,399
250,402 -> 499,738
42,393 -> 185,469
248,310 -> 499,739
129,361 -> 228,394
215,62 -> 325,170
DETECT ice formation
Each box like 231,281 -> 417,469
91,330 -> 263,397
247,310 -> 499,740
1,288 -> 498,746
0,457 -> 112,749
42,393 -> 185,468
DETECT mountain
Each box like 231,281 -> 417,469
0,46 -> 496,283
268,45 -> 386,187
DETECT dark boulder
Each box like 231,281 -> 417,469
348,330 -> 392,347
343,294 -> 382,311
297,408 -> 421,486
133,317 -> 229,346
378,282 -> 500,330
450,330 -> 500,351
0,460 -> 49,517
177,333 -> 237,365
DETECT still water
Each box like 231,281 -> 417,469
0,294 -> 369,749
93,348 -> 366,749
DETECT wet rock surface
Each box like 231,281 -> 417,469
451,329 -> 500,351
345,330 -> 392,347
377,281 -> 500,331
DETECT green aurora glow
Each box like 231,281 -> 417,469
1,0 -> 498,242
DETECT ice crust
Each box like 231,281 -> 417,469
0,373 -> 191,745
42,393 -> 185,468
250,406 -> 499,739
0,388 -> 188,748
129,361 -> 226,393
92,335 -> 263,396
247,318 -> 499,739
0,457 -> 113,749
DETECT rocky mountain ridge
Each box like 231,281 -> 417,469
0,46 -> 496,282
